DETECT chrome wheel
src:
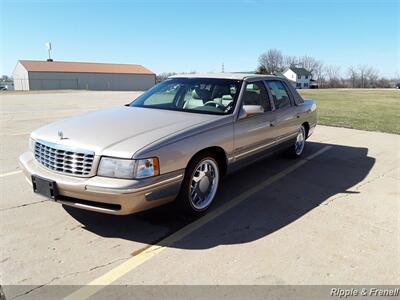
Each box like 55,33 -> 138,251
295,126 -> 306,155
189,158 -> 219,210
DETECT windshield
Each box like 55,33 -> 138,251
129,78 -> 242,115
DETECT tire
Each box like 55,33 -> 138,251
286,125 -> 306,158
176,153 -> 220,215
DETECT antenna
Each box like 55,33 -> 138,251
45,42 -> 53,61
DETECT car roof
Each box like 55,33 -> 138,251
169,72 -> 279,81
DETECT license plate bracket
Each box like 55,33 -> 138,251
32,175 -> 59,200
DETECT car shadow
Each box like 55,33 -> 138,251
64,141 -> 375,249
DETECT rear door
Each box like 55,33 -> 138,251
264,80 -> 299,143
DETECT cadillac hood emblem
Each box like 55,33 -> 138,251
58,130 -> 67,140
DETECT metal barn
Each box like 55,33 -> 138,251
13,60 -> 156,91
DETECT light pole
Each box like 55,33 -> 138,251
45,42 -> 52,61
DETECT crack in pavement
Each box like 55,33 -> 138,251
10,277 -> 59,299
316,166 -> 398,235
0,200 -> 48,211
6,257 -> 131,299
55,256 -> 131,281
321,166 -> 398,207
89,257 -> 131,272
354,166 -> 398,189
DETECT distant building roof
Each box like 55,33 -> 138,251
288,66 -> 312,76
18,60 -> 155,75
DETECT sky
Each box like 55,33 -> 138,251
0,0 -> 399,77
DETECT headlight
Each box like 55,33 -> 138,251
97,157 -> 136,179
97,157 -> 159,179
29,138 -> 36,151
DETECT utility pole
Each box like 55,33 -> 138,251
221,62 -> 225,73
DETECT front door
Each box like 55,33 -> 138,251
233,81 -> 278,161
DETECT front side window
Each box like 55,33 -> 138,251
130,78 -> 242,115
242,81 -> 271,111
266,80 -> 291,109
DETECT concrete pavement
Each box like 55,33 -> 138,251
0,91 -> 398,299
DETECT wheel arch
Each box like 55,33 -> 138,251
187,146 -> 228,177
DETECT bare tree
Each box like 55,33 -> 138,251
254,49 -> 390,88
365,67 -> 379,88
156,72 -> 177,83
375,78 -> 391,88
313,62 -> 325,87
257,49 -> 284,74
347,66 -> 358,88
298,56 -> 321,73
305,58 -> 324,85
284,55 -> 299,68
325,65 -> 342,88
256,65 -> 267,74
357,65 -> 370,88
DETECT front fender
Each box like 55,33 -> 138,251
134,117 -> 234,175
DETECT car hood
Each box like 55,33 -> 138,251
31,106 -> 219,158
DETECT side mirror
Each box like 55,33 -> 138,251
239,105 -> 264,119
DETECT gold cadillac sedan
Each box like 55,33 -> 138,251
19,73 -> 317,215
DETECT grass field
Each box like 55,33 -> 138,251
298,89 -> 400,134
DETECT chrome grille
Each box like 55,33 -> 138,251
34,140 -> 95,177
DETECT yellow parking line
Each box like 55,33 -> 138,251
0,170 -> 22,178
64,145 -> 332,300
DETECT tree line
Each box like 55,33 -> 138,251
257,48 -> 398,88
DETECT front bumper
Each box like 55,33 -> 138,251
19,151 -> 184,215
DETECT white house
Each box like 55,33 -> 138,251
12,60 -> 156,91
283,67 -> 312,89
